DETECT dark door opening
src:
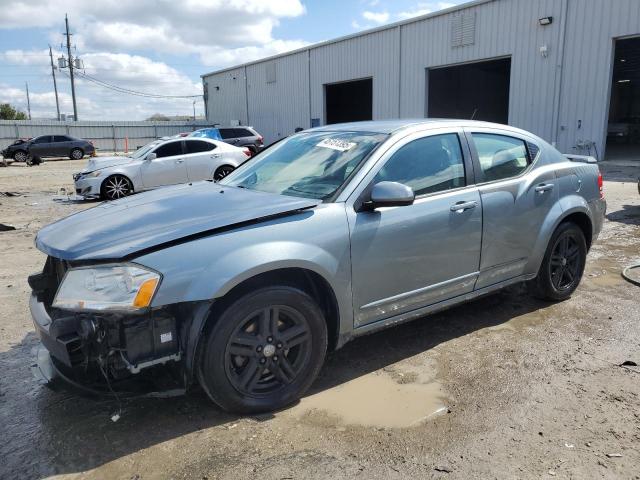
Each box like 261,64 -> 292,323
428,57 -> 511,123
606,37 -> 640,161
325,78 -> 372,125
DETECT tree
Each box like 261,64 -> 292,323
0,103 -> 27,120
146,113 -> 170,121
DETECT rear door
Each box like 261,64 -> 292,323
348,129 -> 482,327
218,128 -> 239,146
29,135 -> 53,157
466,129 -> 557,288
140,140 -> 188,188
183,139 -> 218,181
52,135 -> 71,156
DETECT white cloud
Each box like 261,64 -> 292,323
362,10 -> 390,24
0,0 -> 307,69
396,2 -> 456,20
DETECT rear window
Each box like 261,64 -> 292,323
234,128 -> 253,137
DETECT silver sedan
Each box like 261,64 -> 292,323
73,137 -> 251,200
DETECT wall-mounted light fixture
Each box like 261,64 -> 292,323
539,16 -> 553,26
618,79 -> 631,83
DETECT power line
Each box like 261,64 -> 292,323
60,69 -> 201,99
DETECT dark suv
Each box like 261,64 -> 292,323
2,135 -> 95,163
206,127 -> 264,155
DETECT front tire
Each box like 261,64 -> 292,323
70,148 -> 84,160
530,222 -> 587,301
101,175 -> 133,200
13,150 -> 28,163
198,286 -> 327,413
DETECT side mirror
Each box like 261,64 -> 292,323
146,152 -> 157,161
366,181 -> 415,210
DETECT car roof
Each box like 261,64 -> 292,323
308,119 -> 529,135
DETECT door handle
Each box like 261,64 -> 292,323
175,159 -> 184,164
450,200 -> 478,213
534,183 -> 554,194
211,153 -> 220,158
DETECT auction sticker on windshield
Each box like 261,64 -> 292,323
316,138 -> 356,152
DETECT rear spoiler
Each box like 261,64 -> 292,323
564,154 -> 598,164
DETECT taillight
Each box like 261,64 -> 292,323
598,171 -> 604,198
243,148 -> 251,157
257,136 -> 263,145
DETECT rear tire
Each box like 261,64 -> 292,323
214,165 -> 235,181
530,222 -> 587,301
70,148 -> 84,160
198,286 -> 327,413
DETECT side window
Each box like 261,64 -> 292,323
53,135 -> 68,142
373,133 -> 466,196
185,140 -> 215,154
154,141 -> 183,158
33,136 -> 50,144
219,129 -> 235,139
235,128 -> 252,137
472,133 -> 530,182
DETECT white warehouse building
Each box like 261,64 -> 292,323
201,0 -> 640,161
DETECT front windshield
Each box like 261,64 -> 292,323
220,131 -> 387,200
131,141 -> 160,159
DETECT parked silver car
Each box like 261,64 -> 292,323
30,120 -> 605,413
73,137 -> 251,200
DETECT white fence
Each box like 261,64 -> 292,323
0,120 -> 212,153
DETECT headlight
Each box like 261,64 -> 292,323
53,264 -> 161,312
84,170 -> 101,178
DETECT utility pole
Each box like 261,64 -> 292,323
25,82 -> 32,120
64,14 -> 78,121
49,45 -> 61,121
193,100 -> 196,121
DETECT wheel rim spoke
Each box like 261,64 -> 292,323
239,358 -> 263,390
271,356 -> 295,384
229,332 -> 259,356
281,324 -> 309,348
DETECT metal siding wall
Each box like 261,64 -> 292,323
202,0 -> 640,158
400,0 -> 562,143
204,67 -> 248,126
310,28 -> 400,123
0,120 -> 210,153
557,0 -> 640,157
246,51 -> 309,144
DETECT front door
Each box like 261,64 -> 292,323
29,135 -> 52,157
141,140 -> 188,188
466,129 -> 559,288
348,130 -> 482,327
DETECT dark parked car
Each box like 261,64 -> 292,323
191,126 -> 263,155
2,135 -> 95,163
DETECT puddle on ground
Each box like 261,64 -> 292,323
288,372 -> 447,429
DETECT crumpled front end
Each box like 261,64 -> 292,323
28,256 -> 205,389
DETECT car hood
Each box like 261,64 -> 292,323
36,183 -> 320,260
83,155 -> 134,171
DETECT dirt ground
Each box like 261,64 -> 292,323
0,159 -> 639,480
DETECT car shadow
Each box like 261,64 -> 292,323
0,286 -> 549,478
606,204 -> 640,226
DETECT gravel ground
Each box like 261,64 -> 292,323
0,159 -> 639,480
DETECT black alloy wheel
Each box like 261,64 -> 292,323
549,233 -> 581,291
225,305 -> 312,397
199,286 -> 327,413
101,175 -> 133,200
530,222 -> 587,301
214,165 -> 235,181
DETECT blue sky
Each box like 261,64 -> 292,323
0,0 -> 465,120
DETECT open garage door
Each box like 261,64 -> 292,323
606,37 -> 640,161
428,58 -> 511,123
325,78 -> 372,125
